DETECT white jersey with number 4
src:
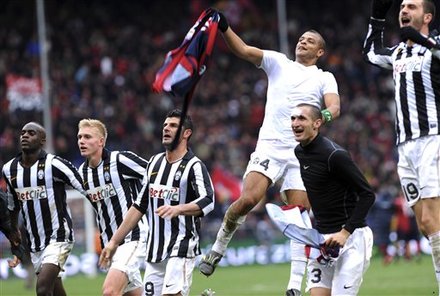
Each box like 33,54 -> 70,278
257,50 -> 338,146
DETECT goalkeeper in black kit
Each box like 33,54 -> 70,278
291,104 -> 375,296
0,190 -> 26,263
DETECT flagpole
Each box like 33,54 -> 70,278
36,0 -> 53,153
276,0 -> 289,55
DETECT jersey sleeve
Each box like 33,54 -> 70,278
133,159 -> 151,214
52,156 -> 87,196
363,18 -> 395,70
117,151 -> 148,180
432,35 -> 440,60
259,50 -> 287,75
329,150 -> 376,233
188,161 -> 215,217
322,71 -> 339,95
2,169 -> 18,211
133,181 -> 149,214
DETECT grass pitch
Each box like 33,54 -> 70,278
0,255 -> 436,295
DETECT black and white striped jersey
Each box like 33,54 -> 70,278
79,149 -> 148,247
363,19 -> 440,144
2,151 -> 85,253
134,149 -> 215,263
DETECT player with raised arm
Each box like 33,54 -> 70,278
363,0 -> 440,292
199,10 -> 340,296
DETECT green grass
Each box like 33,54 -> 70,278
0,255 -> 437,295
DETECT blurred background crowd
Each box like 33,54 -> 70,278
1,0 -> 435,264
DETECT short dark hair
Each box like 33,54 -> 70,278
296,103 -> 322,120
307,29 -> 326,51
166,109 -> 193,132
424,0 -> 436,19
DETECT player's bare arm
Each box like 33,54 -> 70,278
156,203 -> 202,219
218,12 -> 263,66
323,93 -> 340,120
324,228 -> 351,248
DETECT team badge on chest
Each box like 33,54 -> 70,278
175,170 -> 182,181
104,171 -> 110,182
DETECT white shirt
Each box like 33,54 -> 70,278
257,50 -> 338,145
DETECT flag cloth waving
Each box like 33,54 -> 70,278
152,8 -> 220,149
265,203 -> 340,265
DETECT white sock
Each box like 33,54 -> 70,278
287,240 -> 307,290
429,231 -> 440,293
211,214 -> 246,255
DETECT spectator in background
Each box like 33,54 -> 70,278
394,194 -> 422,261
368,183 -> 396,264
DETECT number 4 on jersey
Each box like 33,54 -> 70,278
260,159 -> 270,171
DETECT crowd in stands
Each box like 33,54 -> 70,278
0,0 -> 429,255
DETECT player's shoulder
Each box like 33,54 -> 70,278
116,150 -> 137,157
316,68 -> 336,78
2,157 -> 16,169
52,154 -> 76,167
263,50 -> 289,61
78,162 -> 86,171
149,152 -> 166,163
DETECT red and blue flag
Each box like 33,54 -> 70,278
152,8 -> 220,149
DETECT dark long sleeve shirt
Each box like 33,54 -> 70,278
295,134 -> 375,234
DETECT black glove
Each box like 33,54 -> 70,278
400,26 -> 440,49
371,0 -> 394,19
11,243 -> 26,262
218,12 -> 229,33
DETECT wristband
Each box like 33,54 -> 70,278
321,109 -> 333,123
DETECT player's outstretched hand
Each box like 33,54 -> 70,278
7,255 -> 20,268
99,241 -> 117,270
371,0 -> 394,20
10,243 -> 26,262
156,204 -> 181,219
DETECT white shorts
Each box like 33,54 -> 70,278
30,241 -> 74,276
110,241 -> 144,292
143,257 -> 196,296
397,135 -> 440,207
244,140 -> 305,191
306,227 -> 373,296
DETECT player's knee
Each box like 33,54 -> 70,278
102,284 -> 120,296
36,283 -> 52,296
419,214 -> 438,235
